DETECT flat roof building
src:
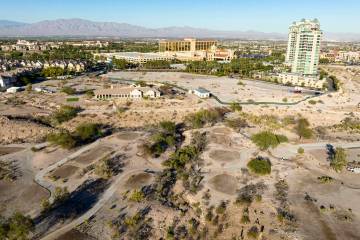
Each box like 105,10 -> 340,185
95,52 -> 174,64
94,85 -> 161,100
159,38 -> 218,52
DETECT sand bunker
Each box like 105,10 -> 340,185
117,132 -> 141,141
0,147 -> 24,156
51,164 -> 79,179
212,127 -> 232,135
56,230 -> 96,240
125,173 -> 152,189
209,134 -> 232,145
209,150 -> 240,162
209,174 -> 238,195
72,145 -> 113,165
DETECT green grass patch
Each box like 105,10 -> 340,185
66,97 -> 79,102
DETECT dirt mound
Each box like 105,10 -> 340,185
125,173 -> 152,189
209,150 -> 240,162
209,174 -> 238,195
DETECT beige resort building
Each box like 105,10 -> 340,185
94,85 -> 161,100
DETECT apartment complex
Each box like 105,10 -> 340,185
285,19 -> 322,75
159,38 -> 217,52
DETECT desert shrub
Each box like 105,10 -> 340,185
282,115 -> 296,126
47,131 -> 76,149
297,147 -> 305,154
274,180 -> 288,206
0,161 -> 17,182
317,176 -> 334,184
229,102 -> 242,112
225,118 -> 248,131
247,226 -> 259,239
94,158 -> 113,179
54,186 -> 70,203
75,123 -> 103,143
247,157 -> 271,175
205,207 -> 214,222
185,108 -> 229,129
51,105 -> 81,124
251,131 -> 288,150
215,201 -> 227,215
235,182 -> 267,205
144,121 -> 178,157
129,189 -> 145,202
163,146 -> 197,169
0,212 -> 34,240
308,100 -> 317,105
241,214 -> 250,224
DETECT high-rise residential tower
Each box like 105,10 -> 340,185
285,19 -> 323,76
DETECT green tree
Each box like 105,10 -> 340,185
251,131 -> 288,150
330,147 -> 347,172
295,118 -> 313,139
247,157 -> 272,175
112,58 -> 128,70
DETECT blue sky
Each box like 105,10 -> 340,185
0,0 -> 359,33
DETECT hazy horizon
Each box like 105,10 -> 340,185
0,0 -> 359,34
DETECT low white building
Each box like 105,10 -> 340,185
193,88 -> 211,98
94,85 -> 161,100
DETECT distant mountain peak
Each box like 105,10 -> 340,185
0,18 -> 358,41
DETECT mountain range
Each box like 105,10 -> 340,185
0,19 -> 359,42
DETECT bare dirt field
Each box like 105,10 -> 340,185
105,71 -> 312,103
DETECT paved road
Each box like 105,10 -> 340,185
272,141 -> 360,159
